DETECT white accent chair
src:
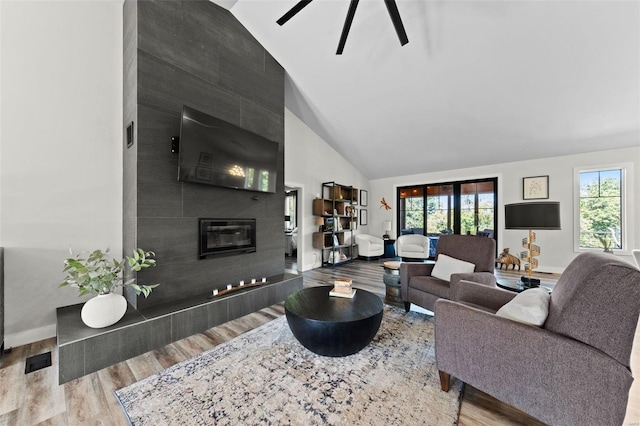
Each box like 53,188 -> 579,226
355,234 -> 384,259
396,234 -> 430,260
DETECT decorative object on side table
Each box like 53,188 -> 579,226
383,220 -> 392,239
330,278 -> 355,298
60,248 -> 159,328
522,175 -> 549,200
504,202 -> 561,286
495,248 -> 521,270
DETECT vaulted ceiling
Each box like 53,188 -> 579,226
216,0 -> 640,179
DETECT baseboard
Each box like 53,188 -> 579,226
4,324 -> 57,349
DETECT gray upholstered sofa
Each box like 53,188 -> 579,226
435,251 -> 640,425
400,234 -> 496,312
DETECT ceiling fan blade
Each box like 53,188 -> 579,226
384,0 -> 409,46
336,0 -> 360,55
277,0 -> 314,26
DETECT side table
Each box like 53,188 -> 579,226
382,260 -> 403,307
497,281 -> 552,293
383,239 -> 396,258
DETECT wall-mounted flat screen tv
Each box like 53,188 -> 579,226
178,105 -> 279,193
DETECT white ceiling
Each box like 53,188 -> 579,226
218,0 -> 640,179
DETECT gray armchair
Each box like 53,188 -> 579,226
400,234 -> 496,312
435,251 -> 640,425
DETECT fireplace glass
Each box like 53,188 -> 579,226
199,218 -> 256,258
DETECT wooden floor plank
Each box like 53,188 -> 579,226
0,259 -> 637,425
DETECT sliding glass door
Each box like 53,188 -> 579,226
398,178 -> 497,254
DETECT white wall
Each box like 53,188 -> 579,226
284,108 -> 370,271
0,1 -> 123,347
369,146 -> 640,273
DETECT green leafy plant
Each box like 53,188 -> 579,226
595,234 -> 614,253
60,248 -> 159,297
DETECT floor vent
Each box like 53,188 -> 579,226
25,352 -> 52,374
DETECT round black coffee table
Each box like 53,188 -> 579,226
284,286 -> 384,357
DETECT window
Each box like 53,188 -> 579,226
575,166 -> 628,252
397,178 -> 498,256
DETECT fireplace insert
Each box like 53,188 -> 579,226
199,218 -> 256,258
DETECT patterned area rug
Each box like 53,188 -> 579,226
115,306 -> 463,425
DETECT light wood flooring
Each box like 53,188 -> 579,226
1,259 -> 638,425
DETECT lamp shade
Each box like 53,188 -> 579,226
505,202 -> 561,230
383,220 -> 392,232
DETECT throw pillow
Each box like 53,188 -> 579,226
496,288 -> 551,326
431,254 -> 476,281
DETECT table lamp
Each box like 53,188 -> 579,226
504,201 -> 561,286
383,220 -> 392,239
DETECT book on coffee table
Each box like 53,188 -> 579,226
330,288 -> 356,298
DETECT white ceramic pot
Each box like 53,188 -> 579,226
81,293 -> 127,328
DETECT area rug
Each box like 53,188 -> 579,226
114,306 -> 463,425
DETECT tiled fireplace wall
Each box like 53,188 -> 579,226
123,0 -> 285,311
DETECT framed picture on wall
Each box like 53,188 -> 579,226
523,175 -> 549,200
360,209 -> 368,226
360,190 -> 368,207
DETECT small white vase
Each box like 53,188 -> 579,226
81,293 -> 127,329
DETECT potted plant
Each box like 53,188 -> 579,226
60,248 -> 159,328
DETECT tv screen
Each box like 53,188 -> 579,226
178,105 -> 279,193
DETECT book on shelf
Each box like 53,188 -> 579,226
329,288 -> 356,298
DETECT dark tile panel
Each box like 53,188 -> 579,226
136,181 -> 183,218
137,0 -> 220,86
206,298 -> 230,328
137,50 -> 240,124
83,316 -> 172,377
58,343 -> 84,385
136,105 -> 180,176
219,45 -> 283,114
130,0 -> 286,311
182,0 -> 262,72
265,52 -> 284,78
240,99 -> 285,144
171,304 -> 211,341
56,304 -> 146,345
136,154 -> 176,186
228,286 -> 261,319
134,262 -> 193,310
267,275 -> 303,303
181,183 -> 276,219
136,218 -> 195,265
57,279 -> 297,383
239,247 -> 285,279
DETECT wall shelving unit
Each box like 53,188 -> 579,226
312,182 -> 358,267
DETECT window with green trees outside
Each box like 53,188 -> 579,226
577,168 -> 623,251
